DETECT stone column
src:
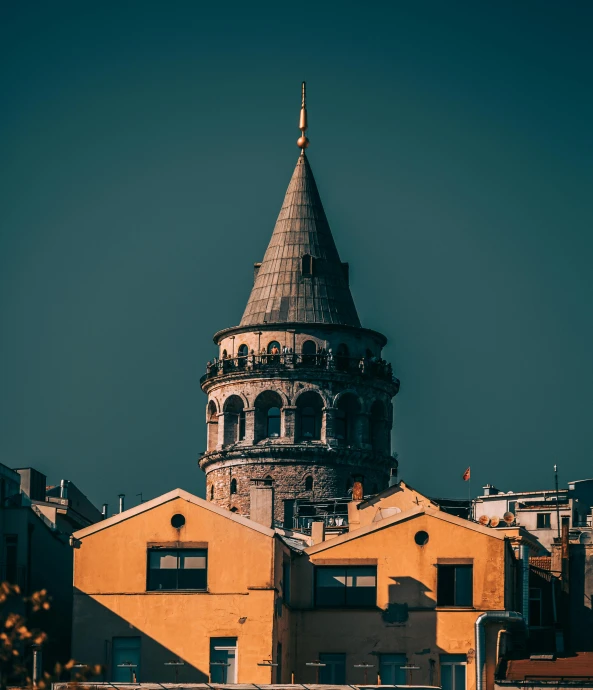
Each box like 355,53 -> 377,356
216,412 -> 225,450
244,407 -> 256,444
323,407 -> 339,446
282,406 -> 297,441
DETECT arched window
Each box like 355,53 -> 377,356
336,343 -> 349,371
230,478 -> 237,495
207,400 -> 218,451
210,485 -> 214,500
370,400 -> 387,452
302,339 -> 317,365
222,349 -> 228,358
254,391 -> 284,441
267,407 -> 281,438
334,393 -> 360,445
237,344 -> 248,367
223,395 -> 245,446
302,254 -> 314,276
267,341 -> 281,364
305,475 -> 313,491
296,390 -> 324,441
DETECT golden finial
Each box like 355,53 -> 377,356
297,81 -> 309,152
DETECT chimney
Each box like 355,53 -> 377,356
389,467 -> 398,488
250,479 -> 274,528
311,521 -> 326,545
60,479 -> 69,500
102,503 -> 109,519
118,494 -> 125,514
352,477 -> 364,501
483,484 -> 499,496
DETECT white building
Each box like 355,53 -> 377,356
473,479 -> 593,553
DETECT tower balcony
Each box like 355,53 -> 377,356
200,352 -> 399,391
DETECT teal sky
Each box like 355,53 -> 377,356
1,1 -> 592,510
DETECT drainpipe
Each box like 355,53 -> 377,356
520,544 -> 530,626
475,611 -> 525,690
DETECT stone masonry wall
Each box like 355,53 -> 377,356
206,460 -> 389,524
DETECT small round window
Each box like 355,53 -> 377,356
171,514 -> 186,529
414,530 -> 429,546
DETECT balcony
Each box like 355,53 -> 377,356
201,352 -> 397,386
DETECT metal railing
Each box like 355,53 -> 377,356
293,514 -> 349,531
202,353 -> 396,384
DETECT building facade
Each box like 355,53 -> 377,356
70,484 -> 530,690
199,94 -> 399,523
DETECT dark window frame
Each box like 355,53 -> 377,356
314,565 -> 377,609
147,548 -> 208,591
436,564 -> 473,607
537,512 -> 551,529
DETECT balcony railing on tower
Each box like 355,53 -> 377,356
201,352 -> 396,384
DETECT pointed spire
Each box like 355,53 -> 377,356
240,150 -> 360,328
297,81 -> 309,152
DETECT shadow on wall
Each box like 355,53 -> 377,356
72,590 -> 209,682
568,546 -> 593,651
383,576 -> 435,624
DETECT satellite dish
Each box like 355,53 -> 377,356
490,516 -> 500,528
479,515 -> 490,526
503,511 -> 515,525
580,532 -> 592,544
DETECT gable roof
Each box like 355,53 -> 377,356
240,152 -> 361,327
73,488 -> 275,539
306,505 -> 506,555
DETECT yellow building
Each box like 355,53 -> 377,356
71,483 -> 530,690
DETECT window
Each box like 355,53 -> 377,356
302,339 -> 317,364
437,564 -> 473,607
319,653 -> 346,684
305,475 -> 314,491
223,395 -> 245,446
296,390 -> 323,441
254,391 -> 283,441
537,512 -> 551,529
529,587 -> 543,627
230,478 -> 237,495
267,407 -> 281,437
336,343 -> 349,371
210,637 -> 237,683
210,485 -> 214,500
379,654 -> 407,685
207,400 -> 218,452
301,254 -> 314,276
315,566 -> 377,608
147,549 -> 207,591
334,393 -> 359,444
282,561 -> 291,605
237,344 -> 248,367
440,654 -> 467,690
267,341 -> 281,363
112,637 -> 141,683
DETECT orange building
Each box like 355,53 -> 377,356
71,483 -> 532,690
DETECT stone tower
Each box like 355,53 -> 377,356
199,85 -> 399,524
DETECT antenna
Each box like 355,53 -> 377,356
503,511 -> 515,525
297,82 -> 310,151
490,516 -> 500,528
478,515 -> 490,526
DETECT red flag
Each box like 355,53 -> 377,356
462,467 -> 471,481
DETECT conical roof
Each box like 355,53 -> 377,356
240,153 -> 361,327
